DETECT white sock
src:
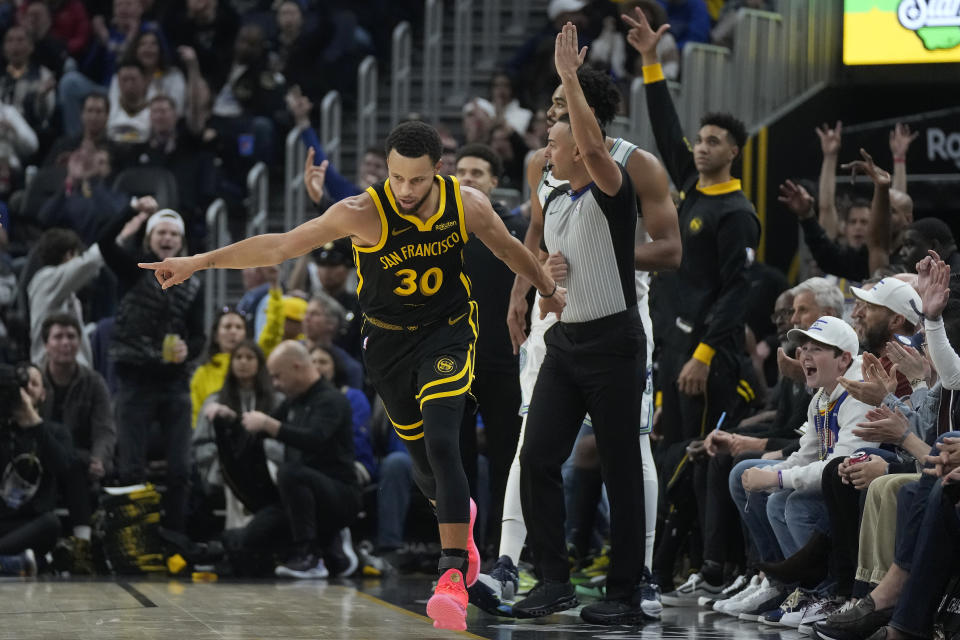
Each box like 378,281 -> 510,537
73,525 -> 92,541
498,414 -> 527,563
640,434 -> 658,571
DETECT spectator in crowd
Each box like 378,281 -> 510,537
38,312 -> 114,480
814,253 -> 960,640
102,207 -> 204,532
114,94 -> 217,248
310,344 -> 373,485
0,363 -> 70,576
106,59 -> 151,144
711,0 -> 772,48
489,120 -> 529,191
37,313 -> 113,573
190,308 -> 247,427
163,0 -> 240,93
0,98 -> 39,187
45,0 -> 92,59
506,0 -> 592,109
24,227 -> 102,366
304,241 -> 362,358
256,280 -> 308,359
782,140 -> 914,282
20,0 -> 70,77
726,317 -> 878,619
301,292 -> 363,390
896,217 -> 960,274
209,23 -> 285,169
658,0 -> 711,50
489,71 -> 532,137
53,0 -> 148,137
284,88 -> 385,207
195,339 -> 282,529
237,341 -> 359,579
236,265 -> 276,320
38,146 -> 131,244
45,92 -> 112,166
0,25 -> 57,138
456,142 -> 527,552
108,28 -> 186,115
269,0 -> 331,102
670,277 -> 844,605
462,97 -> 495,146
844,278 -> 921,399
889,122 -> 919,196
83,0 -> 158,85
524,108 -> 549,151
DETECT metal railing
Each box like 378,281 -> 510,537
204,198 -> 229,329
479,0 -> 501,71
320,90 -> 342,171
246,162 -> 268,238
679,44 -> 731,141
421,0 -> 442,122
627,3 -> 838,148
732,10 -> 784,126
283,125 -> 307,233
357,56 -> 378,183
390,21 -> 411,126
507,0 -> 529,36
449,0 -> 472,106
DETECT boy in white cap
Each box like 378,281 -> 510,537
725,316 -> 880,619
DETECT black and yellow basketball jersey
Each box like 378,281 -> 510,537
354,175 -> 473,328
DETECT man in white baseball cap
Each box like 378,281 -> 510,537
849,278 -> 922,396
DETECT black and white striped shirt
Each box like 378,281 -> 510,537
542,164 -> 638,323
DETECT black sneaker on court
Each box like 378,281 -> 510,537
469,555 -> 520,616
581,583 -> 659,625
812,595 -> 893,640
275,554 -> 329,579
512,580 -> 578,618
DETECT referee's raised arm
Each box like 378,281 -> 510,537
555,23 -> 622,197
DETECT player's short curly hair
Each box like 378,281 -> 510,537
700,112 -> 748,152
575,65 -> 621,129
385,120 -> 443,164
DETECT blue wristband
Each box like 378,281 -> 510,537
777,470 -> 783,489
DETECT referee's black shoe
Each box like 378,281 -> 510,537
580,584 -> 658,625
512,580 -> 578,618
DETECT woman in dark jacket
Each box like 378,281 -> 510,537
0,364 -> 70,574
99,206 -> 204,532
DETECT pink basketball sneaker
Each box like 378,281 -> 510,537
467,498 -> 480,587
427,568 -> 468,630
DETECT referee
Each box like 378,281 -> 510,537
512,24 -> 651,625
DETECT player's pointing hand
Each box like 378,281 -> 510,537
139,256 -> 200,289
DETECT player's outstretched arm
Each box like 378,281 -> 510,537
462,186 -> 566,323
139,194 -> 373,289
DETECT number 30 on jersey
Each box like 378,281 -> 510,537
393,267 -> 443,296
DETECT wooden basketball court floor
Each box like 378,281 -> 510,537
0,575 -> 807,639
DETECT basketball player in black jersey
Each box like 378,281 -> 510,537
140,120 -> 566,631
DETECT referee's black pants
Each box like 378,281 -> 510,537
520,308 -> 646,600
